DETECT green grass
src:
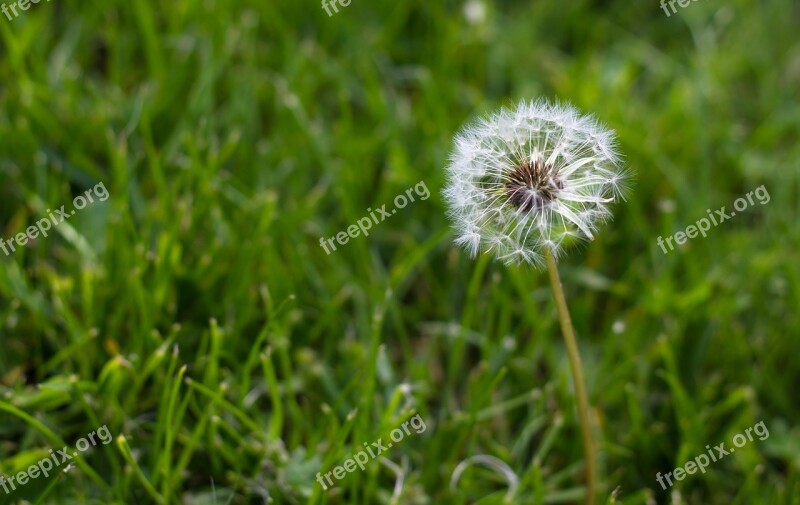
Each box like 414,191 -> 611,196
1,0 -> 799,503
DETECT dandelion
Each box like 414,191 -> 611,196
443,99 -> 630,505
444,98 -> 628,267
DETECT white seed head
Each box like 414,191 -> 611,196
444,99 -> 629,267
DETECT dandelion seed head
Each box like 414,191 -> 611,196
444,99 -> 629,267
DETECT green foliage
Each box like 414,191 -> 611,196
0,0 -> 798,503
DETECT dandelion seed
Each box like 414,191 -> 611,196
443,99 -> 629,267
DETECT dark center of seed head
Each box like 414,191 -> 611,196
504,160 -> 564,212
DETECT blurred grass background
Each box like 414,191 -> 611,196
1,0 -> 799,503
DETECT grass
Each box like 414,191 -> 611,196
0,0 -> 799,503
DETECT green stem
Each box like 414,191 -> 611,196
544,249 -> 597,505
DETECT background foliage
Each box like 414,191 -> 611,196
1,0 -> 798,503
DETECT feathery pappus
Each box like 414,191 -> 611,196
443,99 -> 629,266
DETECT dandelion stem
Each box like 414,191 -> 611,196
544,248 -> 597,505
